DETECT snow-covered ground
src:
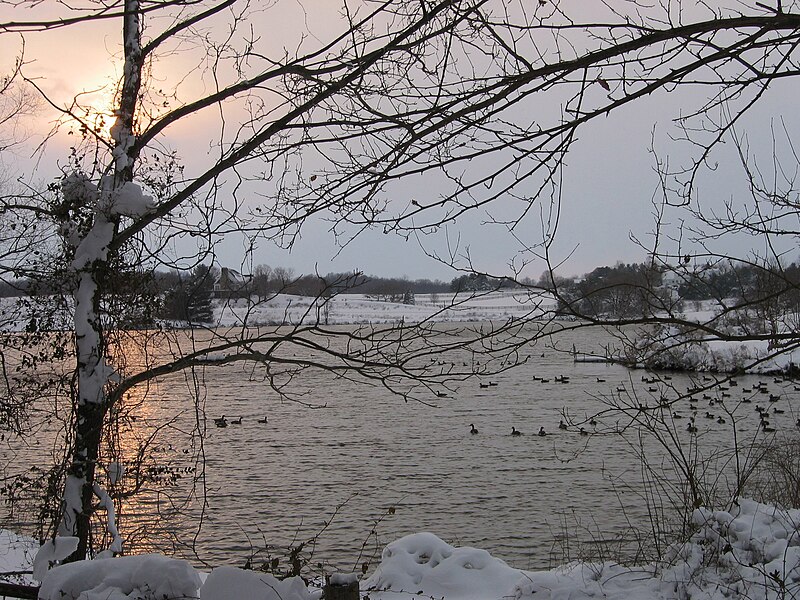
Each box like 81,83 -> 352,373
3,291 -> 798,376
214,290 -> 555,326
8,498 -> 797,599
632,298 -> 800,374
0,290 -> 556,332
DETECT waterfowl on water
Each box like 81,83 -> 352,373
579,427 -> 588,436
538,427 -> 547,437
257,416 -> 268,424
214,416 -> 228,428
558,420 -> 568,430
511,427 -> 522,436
470,424 -> 479,435
230,416 -> 243,425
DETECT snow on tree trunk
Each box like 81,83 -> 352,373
58,0 -> 145,561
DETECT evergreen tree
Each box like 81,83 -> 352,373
162,265 -> 216,323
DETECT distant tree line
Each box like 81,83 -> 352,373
546,260 -> 800,320
6,259 -> 797,324
0,264 -> 453,323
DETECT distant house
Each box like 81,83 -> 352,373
658,268 -> 685,303
661,269 -> 682,290
214,267 -> 251,299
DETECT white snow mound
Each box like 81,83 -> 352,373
38,553 -> 201,600
363,532 -> 525,599
200,566 -> 318,600
363,500 -> 800,600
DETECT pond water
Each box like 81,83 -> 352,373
3,323 -> 799,573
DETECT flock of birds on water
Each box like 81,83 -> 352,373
467,373 -> 800,438
210,372 -> 800,438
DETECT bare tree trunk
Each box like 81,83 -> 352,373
59,0 -> 143,561
62,386 -> 107,559
59,214 -> 119,562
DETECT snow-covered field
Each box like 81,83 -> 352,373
0,290 -> 556,332
214,290 -> 556,326
218,294 -> 800,374
7,498 -> 796,599
5,293 -> 793,376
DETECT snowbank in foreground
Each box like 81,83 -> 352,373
0,529 -> 37,585
365,499 -> 800,600
39,553 -> 202,600
24,498 -> 799,600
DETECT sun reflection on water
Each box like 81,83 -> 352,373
102,330 -> 206,557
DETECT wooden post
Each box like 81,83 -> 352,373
322,573 -> 359,600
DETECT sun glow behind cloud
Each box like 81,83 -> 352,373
5,1 -> 799,281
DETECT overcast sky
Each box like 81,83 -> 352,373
2,2 -> 797,282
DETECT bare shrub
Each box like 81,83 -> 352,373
743,432 -> 800,509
